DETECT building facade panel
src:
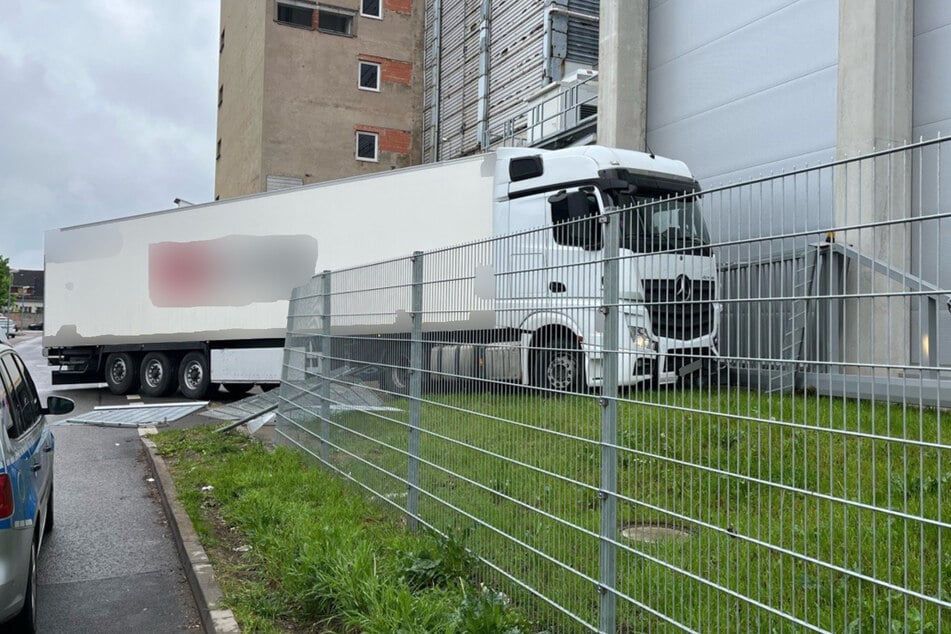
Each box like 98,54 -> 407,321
487,0 -> 546,121
216,0 -> 422,196
913,3 -> 951,134
646,0 -> 839,187
215,0 -> 268,200
647,0 -> 797,69
425,0 -> 473,160
911,1 -> 951,364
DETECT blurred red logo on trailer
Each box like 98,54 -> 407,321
149,241 -> 213,306
149,235 -> 318,307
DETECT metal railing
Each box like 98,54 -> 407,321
482,71 -> 599,151
276,138 -> 951,632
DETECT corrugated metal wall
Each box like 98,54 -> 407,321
548,0 -> 599,80
486,0 -> 546,152
423,0 -> 600,162
423,0 -> 480,161
565,0 -> 599,65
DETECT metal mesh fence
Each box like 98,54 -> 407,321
277,137 -> 951,632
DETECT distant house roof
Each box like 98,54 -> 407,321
11,269 -> 44,299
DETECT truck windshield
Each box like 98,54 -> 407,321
608,189 -> 711,254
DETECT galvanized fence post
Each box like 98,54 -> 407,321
319,270 -> 332,464
407,251 -> 424,530
599,211 -> 619,633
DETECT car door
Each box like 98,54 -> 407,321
0,353 -> 51,532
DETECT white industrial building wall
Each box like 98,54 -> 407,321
911,0 -> 951,366
644,1 -> 949,367
645,0 -> 839,192
913,1 -> 951,140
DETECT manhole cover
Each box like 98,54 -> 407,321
620,523 -> 691,543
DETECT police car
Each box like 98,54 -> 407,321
0,342 -> 73,631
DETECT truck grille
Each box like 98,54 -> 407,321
642,278 -> 715,341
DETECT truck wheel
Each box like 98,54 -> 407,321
535,337 -> 584,394
223,383 -> 253,396
105,352 -> 139,395
140,352 -> 179,397
179,352 -> 212,399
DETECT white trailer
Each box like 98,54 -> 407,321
45,145 -> 720,398
314,146 -> 721,393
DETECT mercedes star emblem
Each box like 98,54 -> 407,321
674,274 -> 692,300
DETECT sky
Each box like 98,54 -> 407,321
0,0 -> 220,271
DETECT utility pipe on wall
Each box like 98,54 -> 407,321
476,0 -> 492,149
429,0 -> 442,161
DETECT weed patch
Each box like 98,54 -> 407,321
154,426 -> 540,633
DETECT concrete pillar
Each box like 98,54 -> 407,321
835,0 -> 914,371
596,0 -> 648,151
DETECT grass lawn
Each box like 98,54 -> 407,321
279,385 -> 951,632
154,426 -> 537,633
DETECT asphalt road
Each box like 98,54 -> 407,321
11,332 -> 202,633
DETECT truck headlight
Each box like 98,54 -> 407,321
628,326 -> 654,351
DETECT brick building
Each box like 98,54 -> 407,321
214,0 -> 424,199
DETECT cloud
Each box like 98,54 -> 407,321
0,0 -> 219,270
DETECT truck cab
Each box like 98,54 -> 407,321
492,146 -> 720,389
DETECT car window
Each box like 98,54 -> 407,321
12,355 -> 42,426
0,357 -> 23,437
0,369 -> 14,438
0,353 -> 42,437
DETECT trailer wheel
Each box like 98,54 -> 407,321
105,352 -> 139,395
223,383 -> 253,396
140,352 -> 179,397
381,347 -> 412,396
179,351 -> 212,399
534,336 -> 584,394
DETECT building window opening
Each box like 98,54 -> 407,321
361,0 -> 381,18
277,3 -> 314,27
358,62 -> 380,91
318,8 -> 354,35
216,139 -> 222,160
218,85 -> 223,107
219,28 -> 225,52
356,132 -> 378,162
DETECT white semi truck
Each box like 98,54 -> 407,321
44,145 -> 719,398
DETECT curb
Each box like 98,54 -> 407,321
139,427 -> 241,634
